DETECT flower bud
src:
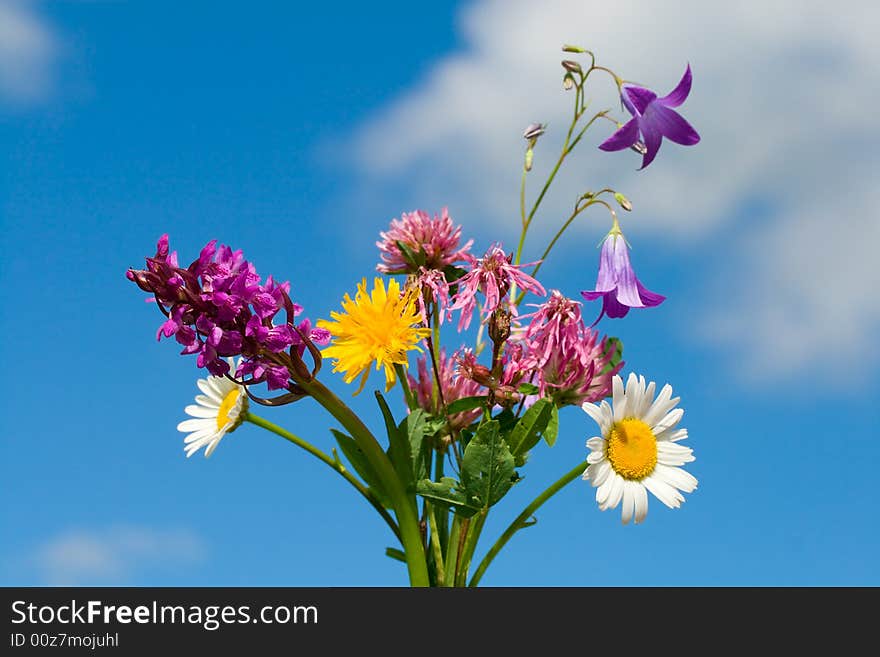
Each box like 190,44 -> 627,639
562,44 -> 586,53
563,72 -> 575,90
488,308 -> 511,345
614,192 -> 632,212
522,122 -> 545,140
524,147 -> 534,172
561,60 -> 582,74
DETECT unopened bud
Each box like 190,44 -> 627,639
562,44 -> 586,53
614,192 -> 632,212
561,60 -> 582,74
522,122 -> 545,140
563,72 -> 575,90
524,147 -> 534,171
488,308 -> 511,345
630,141 -> 647,155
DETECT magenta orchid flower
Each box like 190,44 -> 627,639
580,219 -> 665,321
599,64 -> 699,169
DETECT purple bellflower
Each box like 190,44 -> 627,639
599,64 -> 699,169
580,218 -> 665,321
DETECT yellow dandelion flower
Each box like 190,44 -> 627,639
318,277 -> 430,395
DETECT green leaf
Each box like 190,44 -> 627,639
401,408 -> 430,481
442,264 -> 468,283
416,477 -> 480,518
493,407 -> 519,434
507,397 -> 555,457
446,395 -> 487,415
601,337 -> 623,376
375,391 -> 414,496
331,429 -> 392,508
516,382 -> 541,395
385,547 -> 406,563
395,240 -> 427,268
544,403 -> 559,447
461,420 -> 516,508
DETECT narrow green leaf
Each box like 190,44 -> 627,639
544,403 -> 559,447
331,429 -> 392,508
401,408 -> 430,481
385,547 -> 407,563
601,337 -> 623,376
506,397 -> 555,457
461,420 -> 516,508
395,240 -> 427,268
446,395 -> 487,415
416,477 -> 480,517
516,382 -> 541,395
375,392 -> 416,503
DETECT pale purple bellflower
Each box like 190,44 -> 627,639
580,218 -> 665,321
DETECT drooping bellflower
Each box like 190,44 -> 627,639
580,219 -> 665,322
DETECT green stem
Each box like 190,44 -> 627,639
298,377 -> 430,587
469,459 -> 589,587
395,363 -> 417,411
426,503 -> 446,586
246,413 -> 401,542
444,516 -> 462,587
456,510 -> 488,587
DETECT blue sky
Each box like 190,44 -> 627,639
1,0 -> 878,586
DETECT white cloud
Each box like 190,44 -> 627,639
29,527 -> 206,585
0,0 -> 57,104
347,0 -> 880,380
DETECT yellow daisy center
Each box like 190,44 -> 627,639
605,417 -> 658,480
216,389 -> 241,431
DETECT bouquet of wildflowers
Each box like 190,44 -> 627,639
127,46 -> 700,587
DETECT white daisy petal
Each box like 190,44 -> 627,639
633,482 -> 649,524
587,450 -> 605,464
656,427 -> 688,442
642,474 -> 684,509
586,436 -> 605,451
625,372 -> 640,408
194,394 -> 220,408
591,460 -> 612,487
596,475 -> 614,504
642,384 -> 676,427
182,428 -> 215,444
196,378 -> 224,403
184,404 -> 222,419
655,464 -> 699,493
607,474 -> 625,510
612,375 -> 627,422
653,408 -> 684,434
621,481 -> 635,524
177,418 -> 214,432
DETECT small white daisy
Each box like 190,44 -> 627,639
582,372 -> 697,524
177,358 -> 249,458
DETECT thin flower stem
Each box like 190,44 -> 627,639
444,516 -> 462,587
456,509 -> 488,587
514,198 -> 614,307
245,413 -> 401,543
426,502 -> 446,586
394,363 -> 418,411
298,377 -> 430,587
469,459 -> 589,587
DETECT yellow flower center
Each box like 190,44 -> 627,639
605,418 -> 657,480
216,389 -> 241,431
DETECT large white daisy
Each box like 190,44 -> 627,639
582,373 -> 697,524
177,359 -> 249,458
